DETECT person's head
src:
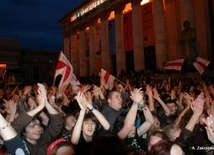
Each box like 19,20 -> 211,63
107,90 -> 123,111
183,20 -> 190,28
82,113 -> 98,139
47,138 -> 75,155
162,124 -> 181,141
148,130 -> 168,151
91,131 -> 128,155
150,112 -> 160,131
149,139 -> 184,155
64,114 -> 77,131
166,100 -> 178,115
21,117 -> 43,144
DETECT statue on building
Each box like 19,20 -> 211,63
178,20 -> 197,59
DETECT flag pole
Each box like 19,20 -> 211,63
52,51 -> 63,87
194,73 -> 201,84
176,71 -> 182,84
115,78 -> 126,86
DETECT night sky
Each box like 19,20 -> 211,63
0,0 -> 84,51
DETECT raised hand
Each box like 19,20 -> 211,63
74,92 -> 87,111
130,88 -> 143,103
3,99 -> 17,116
191,92 -> 205,117
23,85 -> 32,96
202,115 -> 214,144
36,83 -> 47,107
81,84 -> 92,93
152,87 -> 160,100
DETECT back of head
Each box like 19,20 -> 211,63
91,131 -> 128,155
47,138 -> 75,155
148,130 -> 168,141
162,124 -> 181,141
149,140 -> 173,155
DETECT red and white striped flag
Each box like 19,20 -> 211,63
193,57 -> 210,75
101,68 -> 115,89
164,58 -> 184,71
54,52 -> 81,93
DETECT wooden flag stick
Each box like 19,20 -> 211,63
115,78 -> 126,86
52,51 -> 63,87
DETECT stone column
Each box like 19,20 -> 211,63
63,32 -> 71,61
132,0 -> 145,70
165,0 -> 179,59
153,0 -> 167,69
101,13 -> 111,72
89,20 -> 98,75
70,31 -> 79,75
115,5 -> 126,75
79,28 -> 88,76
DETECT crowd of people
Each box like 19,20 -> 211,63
0,69 -> 214,155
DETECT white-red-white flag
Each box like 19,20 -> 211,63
164,58 -> 185,71
193,57 -> 210,75
54,52 -> 81,93
101,68 -> 115,89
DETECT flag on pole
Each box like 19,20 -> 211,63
54,52 -> 81,93
193,57 -> 210,75
164,58 -> 185,71
101,68 -> 115,89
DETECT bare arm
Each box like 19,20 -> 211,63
71,92 -> 86,145
153,87 -> 171,116
185,92 -> 204,131
117,88 -> 143,139
137,106 -> 154,136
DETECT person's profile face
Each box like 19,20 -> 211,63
108,92 -> 122,111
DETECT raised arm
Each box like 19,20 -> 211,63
27,84 -> 45,117
137,106 -> 154,136
153,87 -> 171,116
146,84 -> 155,112
71,92 -> 87,145
185,92 -> 204,131
82,92 -> 110,130
117,88 -> 143,139
202,115 -> 214,144
0,114 -> 30,155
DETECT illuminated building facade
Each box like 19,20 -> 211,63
59,0 -> 213,76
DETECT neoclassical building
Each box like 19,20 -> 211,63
59,0 -> 213,76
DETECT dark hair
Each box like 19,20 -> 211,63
21,116 -> 43,136
165,99 -> 177,105
107,90 -> 120,100
83,113 -> 99,129
91,131 -> 128,155
148,130 -> 168,142
149,140 -> 177,155
48,141 -> 75,155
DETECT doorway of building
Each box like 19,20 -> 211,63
144,46 -> 156,71
126,50 -> 134,71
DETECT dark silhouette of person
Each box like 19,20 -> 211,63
179,20 -> 197,59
